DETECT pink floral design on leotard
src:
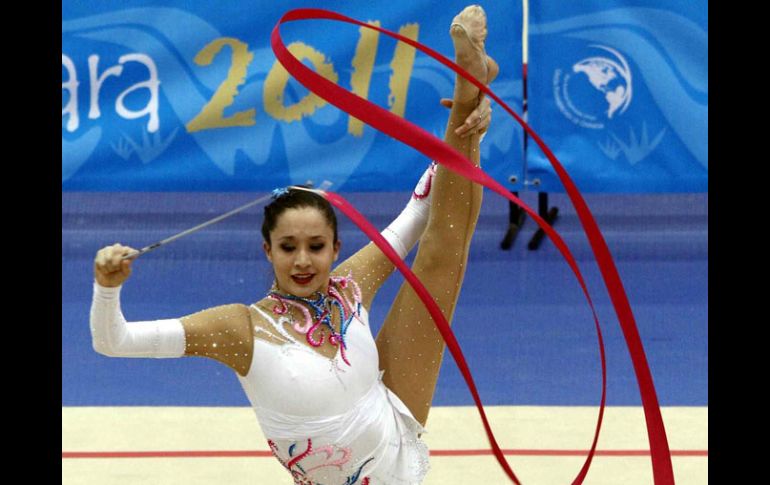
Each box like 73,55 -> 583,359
268,438 -> 373,485
412,161 -> 437,200
268,274 -> 363,366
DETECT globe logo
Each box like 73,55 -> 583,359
553,45 -> 633,129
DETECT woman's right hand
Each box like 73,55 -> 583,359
94,243 -> 137,287
440,94 -> 492,138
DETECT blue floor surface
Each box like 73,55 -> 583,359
62,191 -> 707,407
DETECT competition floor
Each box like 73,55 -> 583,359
62,191 -> 708,484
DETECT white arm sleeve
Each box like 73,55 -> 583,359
90,282 -> 186,358
382,162 -> 436,258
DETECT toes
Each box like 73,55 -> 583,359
449,23 -> 466,38
452,5 -> 488,47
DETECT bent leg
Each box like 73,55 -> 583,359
375,5 -> 496,427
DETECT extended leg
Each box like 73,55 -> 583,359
375,5 -> 497,427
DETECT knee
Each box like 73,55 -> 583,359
417,232 -> 465,269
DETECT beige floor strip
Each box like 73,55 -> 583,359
63,406 -> 707,484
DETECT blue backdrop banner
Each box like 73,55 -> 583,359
526,2 -> 707,192
63,1 -> 706,193
62,1 -> 524,191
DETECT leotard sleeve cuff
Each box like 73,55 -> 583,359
381,162 -> 436,258
90,281 -> 186,358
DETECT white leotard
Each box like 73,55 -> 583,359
239,304 -> 429,484
89,166 -> 437,484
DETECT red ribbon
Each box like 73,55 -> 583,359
272,8 -> 674,484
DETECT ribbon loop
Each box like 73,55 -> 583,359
271,9 -> 674,484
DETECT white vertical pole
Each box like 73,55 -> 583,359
521,0 -> 530,185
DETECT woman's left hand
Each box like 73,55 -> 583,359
440,95 -> 492,138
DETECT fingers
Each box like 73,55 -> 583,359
440,98 -> 453,109
477,97 -> 492,134
95,244 -> 125,270
454,96 -> 492,138
94,243 -> 136,276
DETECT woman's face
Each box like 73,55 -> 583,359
263,206 -> 341,298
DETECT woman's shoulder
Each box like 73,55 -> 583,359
249,297 -> 278,319
183,302 -> 251,323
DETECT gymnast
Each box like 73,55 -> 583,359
90,5 -> 498,484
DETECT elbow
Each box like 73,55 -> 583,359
92,336 -> 117,357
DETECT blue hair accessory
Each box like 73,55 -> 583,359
271,187 -> 290,199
